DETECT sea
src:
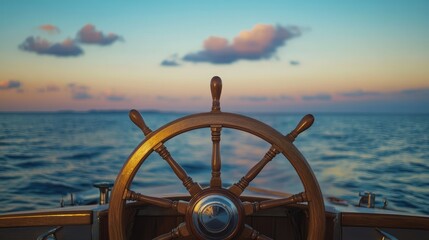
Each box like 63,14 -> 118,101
0,111 -> 428,215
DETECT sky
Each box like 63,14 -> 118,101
0,0 -> 428,113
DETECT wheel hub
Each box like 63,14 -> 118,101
191,194 -> 240,239
199,202 -> 231,233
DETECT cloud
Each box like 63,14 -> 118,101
341,90 -> 381,97
156,96 -> 180,101
190,96 -> 203,101
106,95 -> 126,101
19,36 -> 83,57
400,88 -> 429,95
76,24 -> 122,45
0,80 -> 21,90
238,96 -> 269,102
67,83 -> 92,100
160,54 -> 181,66
37,85 -> 60,93
20,24 -> 123,58
161,59 -> 180,67
100,89 -> 128,101
181,24 -> 301,64
73,92 -> 92,99
302,94 -> 332,101
105,93 -> 127,101
290,60 -> 300,66
234,94 -> 294,102
277,95 -> 294,101
38,24 -> 60,34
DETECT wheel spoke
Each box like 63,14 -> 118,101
129,109 -> 202,196
125,189 -> 188,215
210,125 -> 222,188
210,76 -> 222,112
286,114 -> 314,142
229,146 -> 279,196
153,222 -> 190,240
240,224 -> 273,240
209,76 -> 223,188
229,114 -> 314,196
153,143 -> 202,195
243,192 -> 307,215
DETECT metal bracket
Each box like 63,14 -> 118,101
94,182 -> 114,205
358,191 -> 376,208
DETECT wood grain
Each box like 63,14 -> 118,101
342,212 -> 429,229
0,210 -> 92,227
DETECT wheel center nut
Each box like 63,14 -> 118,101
191,194 -> 239,239
199,203 -> 232,233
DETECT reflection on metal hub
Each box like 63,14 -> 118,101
199,202 -> 231,233
192,195 -> 239,239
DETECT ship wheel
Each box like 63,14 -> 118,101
109,76 -> 325,240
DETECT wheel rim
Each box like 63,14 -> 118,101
108,76 -> 325,240
109,112 -> 325,240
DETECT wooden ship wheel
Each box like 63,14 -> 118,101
108,76 -> 325,240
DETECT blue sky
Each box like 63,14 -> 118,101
1,0 -> 428,112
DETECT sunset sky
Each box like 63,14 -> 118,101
1,1 -> 428,113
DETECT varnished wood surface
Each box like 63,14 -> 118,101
124,202 -> 338,240
210,76 -> 222,112
343,226 -> 429,240
130,215 -> 306,240
130,206 -> 310,240
0,225 -> 93,240
210,125 -> 222,188
286,114 -> 314,142
0,210 -> 92,227
3,201 -> 428,240
342,212 -> 429,230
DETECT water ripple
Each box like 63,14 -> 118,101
0,112 -> 428,216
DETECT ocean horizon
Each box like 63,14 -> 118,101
1,109 -> 429,114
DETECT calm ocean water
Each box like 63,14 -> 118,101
0,111 -> 428,215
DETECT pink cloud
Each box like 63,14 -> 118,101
38,24 -> 60,34
233,24 -> 290,54
204,36 -> 229,51
179,24 -> 301,64
76,24 -> 122,45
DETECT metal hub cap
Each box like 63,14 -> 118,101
192,195 -> 239,239
199,202 -> 231,233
